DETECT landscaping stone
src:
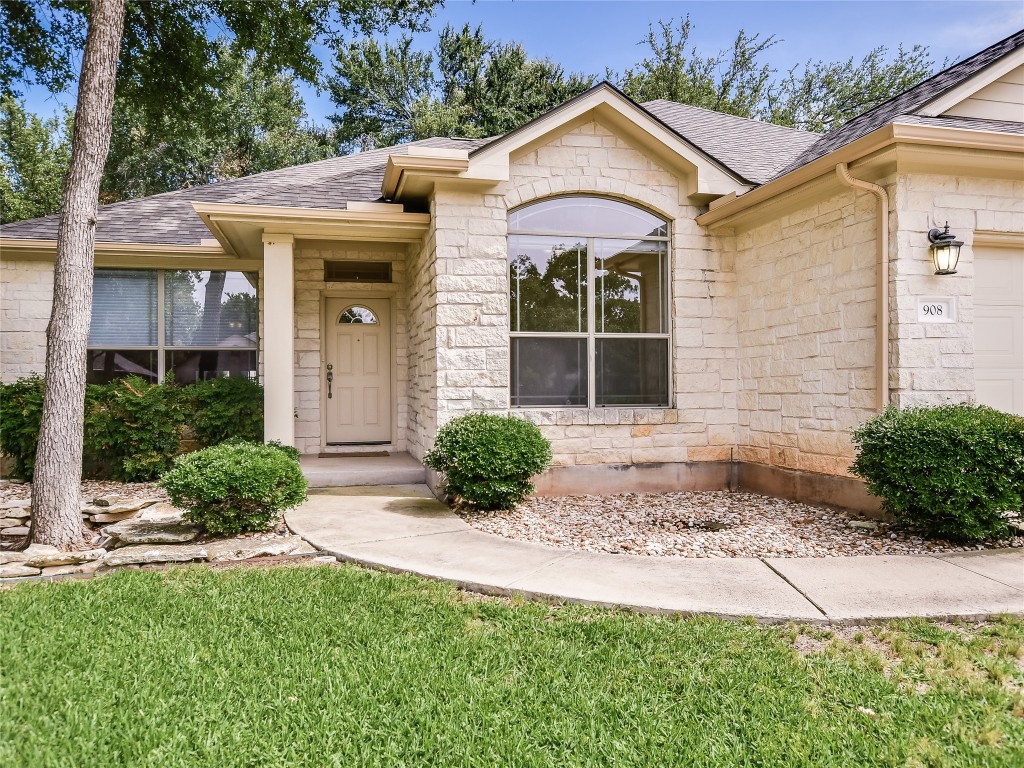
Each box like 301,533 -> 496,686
25,548 -> 106,568
204,535 -> 311,562
0,563 -> 41,578
40,561 -> 105,577
0,499 -> 30,510
458,491 -> 1024,559
103,518 -> 198,547
81,498 -> 161,519
2,526 -> 30,536
91,495 -> 124,507
102,544 -> 208,567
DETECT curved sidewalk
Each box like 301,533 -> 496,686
286,486 -> 1024,625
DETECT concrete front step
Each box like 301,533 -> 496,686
300,453 -> 426,487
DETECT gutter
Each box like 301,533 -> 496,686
695,122 -> 1023,228
835,163 -> 890,412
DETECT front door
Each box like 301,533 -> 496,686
324,297 -> 392,444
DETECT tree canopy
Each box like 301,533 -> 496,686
327,24 -> 595,150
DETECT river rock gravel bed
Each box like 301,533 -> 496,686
456,491 -> 1023,558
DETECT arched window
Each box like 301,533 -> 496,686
338,306 -> 378,324
508,196 -> 670,408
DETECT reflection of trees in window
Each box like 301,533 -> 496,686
509,241 -> 587,333
508,196 -> 670,408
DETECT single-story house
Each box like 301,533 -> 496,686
2,31 -> 1022,509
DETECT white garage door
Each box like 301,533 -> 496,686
974,243 -> 1024,415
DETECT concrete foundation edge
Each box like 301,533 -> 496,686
532,460 -> 883,516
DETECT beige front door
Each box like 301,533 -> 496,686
974,244 -> 1024,416
324,297 -> 392,443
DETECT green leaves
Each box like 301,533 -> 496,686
159,441 -> 308,535
327,23 -> 595,151
851,404 -> 1024,541
0,374 -> 265,481
425,412 -> 552,510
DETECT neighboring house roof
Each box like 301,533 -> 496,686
0,137 -> 490,246
641,100 -> 821,183
774,28 -> 1024,178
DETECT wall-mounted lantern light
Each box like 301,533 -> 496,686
928,222 -> 963,275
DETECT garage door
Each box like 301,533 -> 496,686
974,243 -> 1024,415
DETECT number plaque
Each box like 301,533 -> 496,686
917,297 -> 956,324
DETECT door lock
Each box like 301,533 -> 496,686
326,363 -> 333,399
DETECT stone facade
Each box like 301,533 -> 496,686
730,183 -> 885,477
0,258 -> 53,381
889,172 -> 1024,408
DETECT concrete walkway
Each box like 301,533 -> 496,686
286,485 -> 1024,624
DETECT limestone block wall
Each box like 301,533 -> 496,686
291,242 -> 411,455
889,172 -> 1024,407
0,258 -> 54,381
418,120 -> 737,467
732,183 -> 884,477
407,217 -> 439,460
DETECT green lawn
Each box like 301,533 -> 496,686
1,565 -> 1021,767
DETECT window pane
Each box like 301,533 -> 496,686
167,350 -> 258,385
86,349 -> 159,385
165,270 -> 257,347
509,235 -> 587,333
511,338 -> 587,407
89,270 -> 157,346
595,239 -> 667,334
509,197 -> 667,238
596,338 -> 669,406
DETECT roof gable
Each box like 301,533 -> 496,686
466,82 -> 752,201
774,29 -> 1024,178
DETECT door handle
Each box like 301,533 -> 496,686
326,363 -> 333,399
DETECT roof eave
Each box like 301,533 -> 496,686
695,122 -> 1024,228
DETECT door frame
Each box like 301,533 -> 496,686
320,290 -> 399,448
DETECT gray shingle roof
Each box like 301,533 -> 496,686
774,29 -> 1024,178
0,137 -> 490,246
642,100 -> 821,183
892,113 -> 1024,133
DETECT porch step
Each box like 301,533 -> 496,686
300,452 -> 426,488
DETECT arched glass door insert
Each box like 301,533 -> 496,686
338,306 -> 379,324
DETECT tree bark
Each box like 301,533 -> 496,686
30,0 -> 126,549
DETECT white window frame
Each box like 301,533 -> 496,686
508,199 -> 672,409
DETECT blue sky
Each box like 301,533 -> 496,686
22,1 -> 1024,123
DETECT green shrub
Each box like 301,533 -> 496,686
424,413 -> 552,510
0,374 -> 266,481
160,441 -> 308,535
851,404 -> 1024,541
85,376 -> 186,482
0,374 -> 46,478
187,376 -> 263,447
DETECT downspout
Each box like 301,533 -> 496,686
835,163 -> 890,411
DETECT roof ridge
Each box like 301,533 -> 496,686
643,99 -> 822,136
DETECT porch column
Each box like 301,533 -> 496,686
262,233 -> 295,446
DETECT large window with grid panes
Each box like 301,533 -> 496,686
87,269 -> 258,384
508,196 -> 670,408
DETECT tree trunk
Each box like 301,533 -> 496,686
30,0 -> 126,550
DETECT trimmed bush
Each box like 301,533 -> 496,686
159,441 -> 308,536
851,404 -> 1024,541
0,374 -> 46,478
186,376 -> 263,447
85,376 -> 186,481
0,374 -> 265,480
424,413 -> 552,510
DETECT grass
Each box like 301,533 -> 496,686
1,564 -> 1021,767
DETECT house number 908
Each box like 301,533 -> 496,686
917,297 -> 955,324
